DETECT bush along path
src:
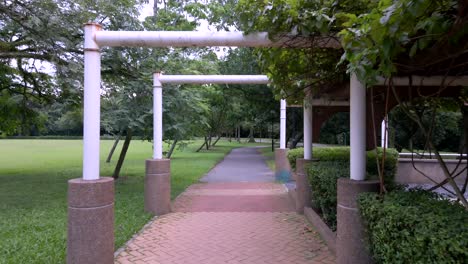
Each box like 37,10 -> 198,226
115,147 -> 335,264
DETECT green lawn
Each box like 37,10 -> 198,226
257,146 -> 276,171
0,139 -> 251,263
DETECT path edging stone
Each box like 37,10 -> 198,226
304,206 -> 337,254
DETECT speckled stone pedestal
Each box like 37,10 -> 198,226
295,158 -> 313,214
67,177 -> 114,264
145,159 -> 171,215
274,148 -> 291,182
337,178 -> 379,264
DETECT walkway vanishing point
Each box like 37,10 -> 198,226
115,147 -> 335,264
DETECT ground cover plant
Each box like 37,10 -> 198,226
287,147 -> 399,230
359,189 -> 468,263
0,139 -> 250,263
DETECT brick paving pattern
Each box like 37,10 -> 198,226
115,148 -> 335,263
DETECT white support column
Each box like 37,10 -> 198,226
83,23 -> 102,181
350,74 -> 366,181
303,97 -> 313,160
280,99 -> 287,149
381,117 -> 388,148
153,72 -> 163,159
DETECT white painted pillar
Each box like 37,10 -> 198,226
303,97 -> 313,160
153,72 -> 163,159
381,117 -> 388,148
350,74 -> 366,181
280,99 -> 287,149
83,23 -> 102,180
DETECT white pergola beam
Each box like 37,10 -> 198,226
151,74 -> 271,160
85,25 -> 468,183
158,75 -> 269,84
95,31 -> 340,48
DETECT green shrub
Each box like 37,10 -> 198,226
308,160 -> 348,230
366,148 -> 399,185
359,190 -> 468,263
294,147 -> 399,230
289,147 -> 398,177
287,148 -> 305,170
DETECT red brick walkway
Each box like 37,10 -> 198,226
115,182 -> 335,263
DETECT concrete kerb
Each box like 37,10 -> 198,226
304,207 -> 337,254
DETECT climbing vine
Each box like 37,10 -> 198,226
235,0 -> 466,98
233,0 -> 468,206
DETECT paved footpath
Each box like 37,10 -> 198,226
115,147 -> 335,264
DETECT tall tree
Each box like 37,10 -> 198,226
0,0 -> 146,135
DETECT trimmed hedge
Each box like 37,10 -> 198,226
287,147 -> 398,179
287,147 -> 399,230
359,190 -> 468,263
287,147 -> 305,170
307,160 -> 348,229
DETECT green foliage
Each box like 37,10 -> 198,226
257,146 -> 275,171
288,146 -> 398,176
390,99 -> 463,152
358,190 -> 468,263
234,0 -> 464,102
215,48 -> 278,140
308,160 -> 348,230
319,112 -> 350,145
339,0 -> 458,83
287,147 -> 304,170
0,0 -> 145,135
287,147 -> 399,230
234,0 -> 371,102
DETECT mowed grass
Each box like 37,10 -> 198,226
258,146 -> 276,171
0,139 -> 251,263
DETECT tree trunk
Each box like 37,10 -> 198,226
290,132 -> 303,149
271,120 -> 274,152
112,128 -> 132,179
461,106 -> 468,195
259,128 -> 262,143
206,135 -> 210,150
166,139 -> 178,159
289,107 -> 297,148
196,140 -> 206,152
237,125 -> 241,142
106,133 -> 121,163
248,126 -> 255,143
212,135 -> 222,146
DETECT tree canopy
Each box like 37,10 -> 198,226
231,0 -> 467,100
